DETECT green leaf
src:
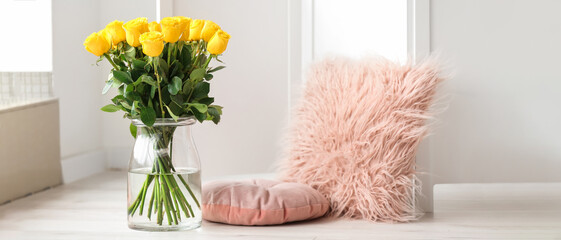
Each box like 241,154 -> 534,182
175,72 -> 185,80
192,108 -> 207,123
180,47 -> 191,66
171,94 -> 184,105
199,55 -> 208,67
165,105 -> 179,121
159,58 -> 169,75
182,80 -> 194,95
210,105 -> 223,114
129,123 -> 137,139
160,75 -> 169,84
190,68 -> 206,81
168,76 -> 182,95
113,70 -> 133,84
126,91 -> 141,102
150,85 -> 156,99
169,98 -> 184,116
137,83 -> 148,94
131,100 -> 139,116
207,107 -> 221,124
141,75 -> 156,86
124,84 -> 134,98
124,45 -> 136,61
96,55 -> 104,64
130,69 -> 145,83
198,97 -> 214,105
208,66 -> 225,73
192,82 -> 210,99
102,79 -> 113,94
132,59 -> 147,70
140,107 -> 156,126
204,73 -> 213,80
144,62 -> 152,72
108,72 -> 122,86
121,101 -> 132,110
160,86 -> 171,104
170,61 -> 183,78
100,104 -> 121,112
189,103 -> 208,113
111,95 -> 125,105
177,41 -> 184,52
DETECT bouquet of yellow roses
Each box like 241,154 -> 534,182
84,16 -> 230,228
84,16 -> 229,126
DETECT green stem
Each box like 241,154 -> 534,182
167,42 -> 173,64
172,192 -> 181,221
172,42 -> 179,62
138,175 -> 153,215
160,174 -> 174,225
103,53 -> 119,70
153,57 -> 166,118
203,55 -> 214,70
179,175 -> 201,209
159,161 -> 179,225
190,41 -> 204,71
159,159 -> 194,216
154,175 -> 160,214
164,159 -> 200,210
147,181 -> 156,220
127,196 -> 140,215
156,177 -> 163,225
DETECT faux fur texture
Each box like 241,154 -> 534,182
279,57 -> 442,222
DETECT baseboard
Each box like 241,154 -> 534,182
106,146 -> 132,170
61,150 -> 106,183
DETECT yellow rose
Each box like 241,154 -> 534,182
201,20 -> 220,42
83,31 -> 111,56
207,30 -> 230,55
177,16 -> 192,41
105,20 -> 126,46
148,21 -> 161,32
98,29 -> 112,45
188,19 -> 205,41
160,17 -> 184,43
139,31 -> 165,57
123,17 -> 149,47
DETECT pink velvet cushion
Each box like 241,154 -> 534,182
202,179 -> 329,225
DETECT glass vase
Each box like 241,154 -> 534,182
127,117 -> 202,231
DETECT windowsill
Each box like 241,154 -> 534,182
1,170 -> 560,239
0,97 -> 58,113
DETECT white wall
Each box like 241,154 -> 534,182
52,0 -> 103,166
427,0 -> 561,184
174,0 -> 291,178
53,0 -> 157,182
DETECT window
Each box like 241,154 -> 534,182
0,0 -> 53,107
312,0 -> 407,61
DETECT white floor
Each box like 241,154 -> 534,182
1,171 -> 560,239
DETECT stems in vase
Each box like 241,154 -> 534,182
128,125 -> 200,226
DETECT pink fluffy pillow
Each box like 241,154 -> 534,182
202,179 -> 329,225
279,57 -> 442,222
